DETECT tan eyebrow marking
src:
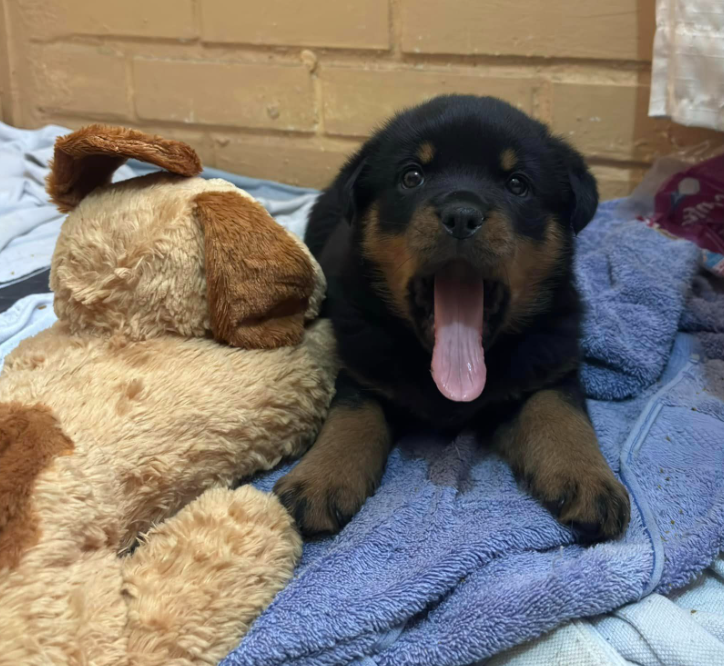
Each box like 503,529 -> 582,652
500,148 -> 517,171
416,142 -> 435,165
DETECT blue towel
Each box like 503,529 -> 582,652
681,273 -> 724,361
222,202 -> 724,666
576,202 -> 699,400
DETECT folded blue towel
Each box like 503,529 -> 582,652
222,203 -> 724,666
576,202 -> 699,400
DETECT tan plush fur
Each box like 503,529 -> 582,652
0,126 -> 336,666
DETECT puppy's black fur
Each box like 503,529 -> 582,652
275,95 -> 630,542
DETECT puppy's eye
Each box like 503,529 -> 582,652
506,175 -> 528,197
401,167 -> 425,189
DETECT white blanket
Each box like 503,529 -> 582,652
489,559 -> 724,665
0,122 -> 136,283
650,0 -> 724,131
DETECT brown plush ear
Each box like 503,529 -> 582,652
194,191 -> 316,349
47,125 -> 202,213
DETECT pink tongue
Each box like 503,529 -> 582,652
431,262 -> 486,402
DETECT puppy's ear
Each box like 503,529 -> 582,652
551,137 -> 599,235
47,125 -> 202,213
194,190 -> 315,349
341,156 -> 368,225
568,164 -> 599,235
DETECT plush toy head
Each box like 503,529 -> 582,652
46,125 -> 325,349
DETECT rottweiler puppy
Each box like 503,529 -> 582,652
274,94 -> 630,543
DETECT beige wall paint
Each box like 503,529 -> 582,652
1,0 -> 721,197
0,0 -> 14,123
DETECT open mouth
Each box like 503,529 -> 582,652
410,262 -> 506,403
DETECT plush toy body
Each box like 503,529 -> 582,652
0,127 -> 335,665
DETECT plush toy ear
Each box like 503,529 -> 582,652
194,191 -> 316,349
47,125 -> 202,213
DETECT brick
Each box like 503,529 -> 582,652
214,135 -> 357,189
14,0 -> 195,40
30,45 -> 131,119
323,68 -> 536,137
400,0 -> 656,61
552,82 -> 724,162
591,165 -> 646,201
201,0 -> 389,49
133,59 -> 315,131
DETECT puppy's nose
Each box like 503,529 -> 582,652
440,205 -> 485,240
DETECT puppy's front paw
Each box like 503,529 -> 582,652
531,467 -> 630,543
273,461 -> 375,536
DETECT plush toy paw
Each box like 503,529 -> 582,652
124,486 -> 301,665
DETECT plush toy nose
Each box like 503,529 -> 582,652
440,205 -> 485,240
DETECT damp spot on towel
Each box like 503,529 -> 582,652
427,436 -> 476,491
399,429 -> 480,492
702,360 -> 724,400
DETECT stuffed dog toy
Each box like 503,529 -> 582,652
0,126 -> 336,666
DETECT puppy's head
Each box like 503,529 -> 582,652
340,95 -> 597,402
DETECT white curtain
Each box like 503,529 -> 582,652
650,0 -> 724,132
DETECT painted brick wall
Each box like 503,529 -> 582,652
1,0 -> 722,198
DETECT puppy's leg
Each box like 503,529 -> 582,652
494,377 -> 630,542
274,371 -> 391,535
